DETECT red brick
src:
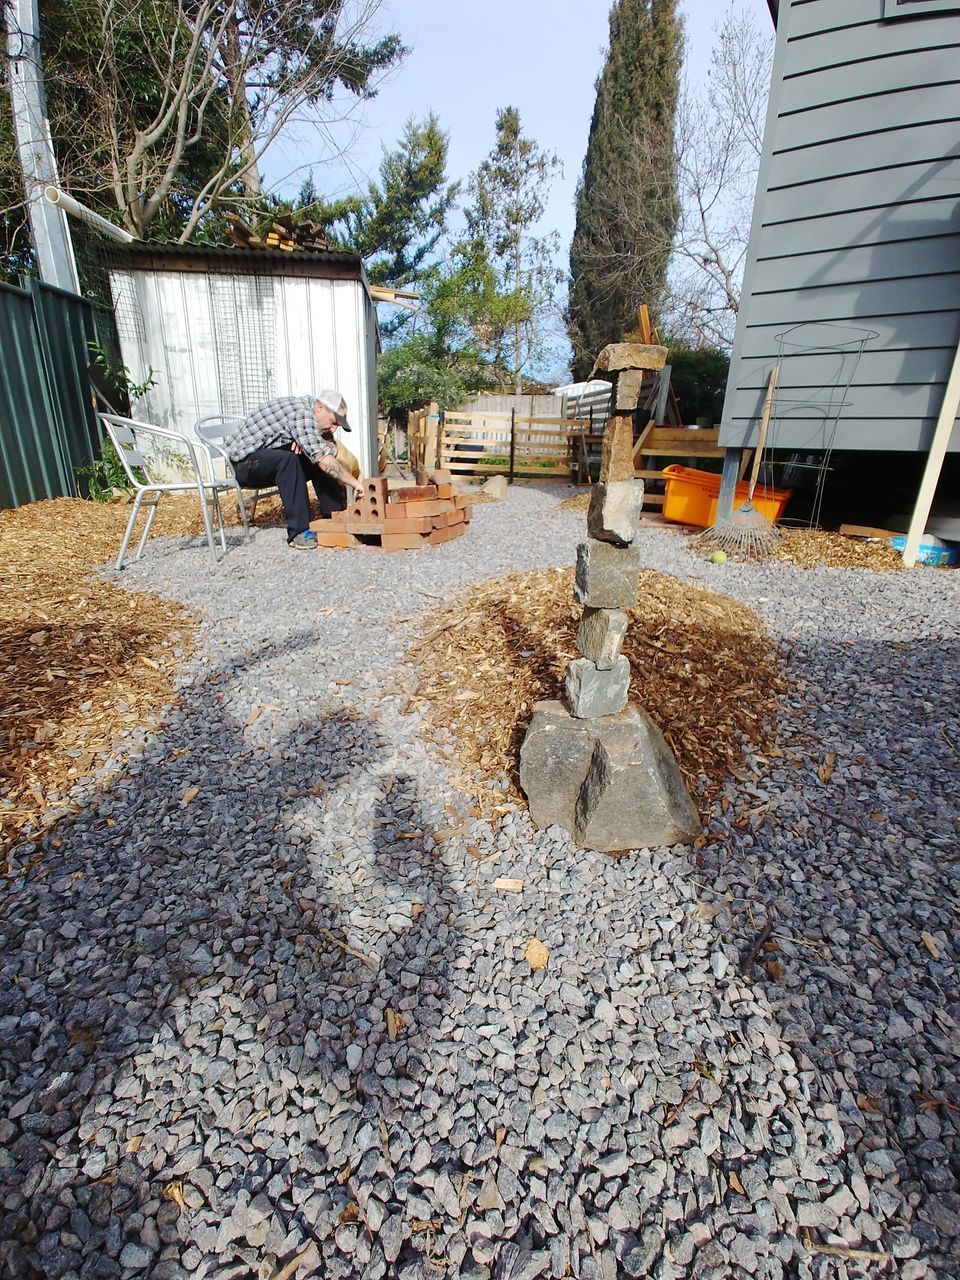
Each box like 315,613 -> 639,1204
307,524 -> 359,547
434,482 -> 454,499
356,495 -> 384,520
425,468 -> 453,484
431,507 -> 466,529
330,509 -> 352,523
363,477 -> 388,505
428,522 -> 467,546
381,532 -> 428,550
454,493 -> 472,510
383,516 -> 433,534
402,498 -> 455,518
339,518 -> 386,535
384,502 -> 408,520
395,484 -> 438,502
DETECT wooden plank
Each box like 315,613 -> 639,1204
442,411 -> 513,422
514,415 -> 586,427
637,303 -> 652,345
766,120 -> 960,194
645,428 -> 720,446
762,161 -> 960,229
838,523 -> 902,539
632,419 -> 656,465
785,13 -> 959,78
742,273 -> 960,330
777,46 -> 960,119
752,197 -> 957,262
639,442 -> 726,457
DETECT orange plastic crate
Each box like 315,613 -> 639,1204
661,464 -> 791,529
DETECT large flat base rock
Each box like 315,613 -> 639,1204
519,700 -> 700,853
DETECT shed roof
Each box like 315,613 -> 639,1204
118,240 -> 365,281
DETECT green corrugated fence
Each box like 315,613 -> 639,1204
0,278 -> 100,509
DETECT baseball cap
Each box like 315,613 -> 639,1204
315,390 -> 351,431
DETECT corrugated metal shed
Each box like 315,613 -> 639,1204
109,243 -> 381,475
721,0 -> 960,454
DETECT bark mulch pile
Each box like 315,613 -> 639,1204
0,497 -> 211,869
407,566 -> 785,821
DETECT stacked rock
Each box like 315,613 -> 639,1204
566,352 -> 648,718
519,343 -> 700,853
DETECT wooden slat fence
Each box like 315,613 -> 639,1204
408,408 -> 591,481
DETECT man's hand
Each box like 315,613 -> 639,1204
290,440 -> 303,456
317,452 -> 363,492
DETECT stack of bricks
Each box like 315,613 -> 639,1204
309,470 -> 472,551
566,345 -> 662,716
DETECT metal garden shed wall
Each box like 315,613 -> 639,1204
108,244 -> 381,475
722,0 -> 960,455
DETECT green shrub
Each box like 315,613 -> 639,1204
75,437 -> 131,502
667,347 -> 730,425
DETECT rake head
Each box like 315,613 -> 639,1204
696,500 -> 784,562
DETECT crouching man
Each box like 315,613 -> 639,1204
225,391 -> 364,548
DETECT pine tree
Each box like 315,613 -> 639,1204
339,114 -> 459,289
567,0 -> 683,378
464,106 -> 561,394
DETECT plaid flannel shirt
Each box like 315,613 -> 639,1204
224,396 -> 337,466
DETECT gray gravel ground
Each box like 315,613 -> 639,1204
1,485 -> 958,1280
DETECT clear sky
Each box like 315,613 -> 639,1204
267,0 -> 772,259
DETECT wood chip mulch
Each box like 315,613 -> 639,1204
0,497 -> 212,869
407,567 -> 786,820
774,529 -> 905,571
556,494 -> 908,570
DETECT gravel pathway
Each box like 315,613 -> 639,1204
2,486 -> 958,1280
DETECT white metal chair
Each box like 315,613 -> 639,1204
193,415 -> 280,525
99,413 -> 246,570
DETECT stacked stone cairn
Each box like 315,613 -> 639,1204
520,344 -> 701,853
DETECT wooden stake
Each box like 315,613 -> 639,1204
902,331 -> 960,568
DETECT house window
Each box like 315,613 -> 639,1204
883,0 -> 960,16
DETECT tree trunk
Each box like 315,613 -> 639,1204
223,13 -> 261,200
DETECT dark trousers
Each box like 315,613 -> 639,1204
233,447 -> 346,541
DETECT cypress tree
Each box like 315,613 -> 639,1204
567,0 -> 683,378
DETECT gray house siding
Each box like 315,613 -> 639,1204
720,0 -> 960,454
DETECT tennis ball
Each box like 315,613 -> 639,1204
709,550 -> 728,564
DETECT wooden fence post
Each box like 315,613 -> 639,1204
436,408 -> 444,468
508,407 -> 516,482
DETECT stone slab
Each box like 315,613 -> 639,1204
574,540 -> 642,610
600,416 -> 636,484
520,701 -> 699,853
614,368 -> 646,411
594,343 -> 668,373
587,481 -> 643,546
577,608 -> 628,669
565,656 -> 630,718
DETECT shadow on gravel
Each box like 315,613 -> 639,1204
0,636 -> 462,1278
700,635 -> 960,1266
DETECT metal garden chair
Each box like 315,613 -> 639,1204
99,413 -> 246,570
193,415 -> 280,525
